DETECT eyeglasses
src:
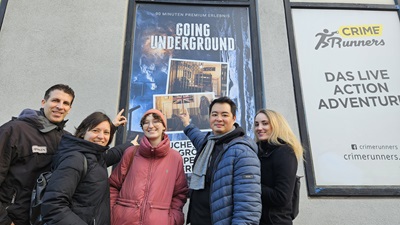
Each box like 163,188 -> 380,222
142,119 -> 162,127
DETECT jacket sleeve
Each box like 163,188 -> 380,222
109,146 -> 136,209
183,124 -> 207,151
262,146 -> 298,207
41,154 -> 87,225
0,123 -> 15,225
169,155 -> 188,225
103,142 -> 133,167
232,144 -> 262,224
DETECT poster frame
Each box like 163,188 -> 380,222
284,0 -> 400,196
0,0 -> 9,32
116,0 -> 263,148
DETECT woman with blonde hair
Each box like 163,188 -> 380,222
253,109 -> 303,225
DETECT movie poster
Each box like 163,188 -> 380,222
126,3 -> 255,173
292,9 -> 400,187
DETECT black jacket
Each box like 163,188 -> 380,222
258,141 -> 298,225
0,109 -> 69,225
41,134 -> 130,225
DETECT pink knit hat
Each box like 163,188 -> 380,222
141,109 -> 167,129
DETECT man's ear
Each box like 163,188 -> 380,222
41,99 -> 46,107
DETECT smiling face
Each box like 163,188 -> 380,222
83,121 -> 111,146
41,89 -> 73,123
254,112 -> 273,141
142,114 -> 165,146
209,103 -> 236,135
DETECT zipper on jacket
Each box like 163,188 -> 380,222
140,150 -> 155,224
209,144 -> 229,224
6,190 -> 17,209
11,190 -> 16,204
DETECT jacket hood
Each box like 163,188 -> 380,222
17,108 -> 67,133
257,138 -> 286,154
57,134 -> 109,157
227,135 -> 259,155
223,124 -> 258,155
257,141 -> 277,156
138,133 -> 171,158
217,123 -> 258,154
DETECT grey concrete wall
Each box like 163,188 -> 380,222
0,0 -> 399,224
0,0 -> 129,133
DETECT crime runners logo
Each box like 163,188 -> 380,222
314,24 -> 385,50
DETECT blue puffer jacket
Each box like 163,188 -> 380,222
185,123 -> 262,225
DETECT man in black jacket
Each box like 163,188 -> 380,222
0,84 -> 75,225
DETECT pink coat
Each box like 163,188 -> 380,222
109,135 -> 188,225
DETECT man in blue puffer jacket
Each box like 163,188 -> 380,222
179,96 -> 261,225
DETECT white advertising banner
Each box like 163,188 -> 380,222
292,9 -> 400,186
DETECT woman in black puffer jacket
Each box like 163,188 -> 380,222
41,112 -> 132,225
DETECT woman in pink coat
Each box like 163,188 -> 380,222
109,109 -> 188,225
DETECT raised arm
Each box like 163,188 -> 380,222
112,109 -> 127,127
178,108 -> 190,127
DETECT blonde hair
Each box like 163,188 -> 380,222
254,109 -> 304,160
